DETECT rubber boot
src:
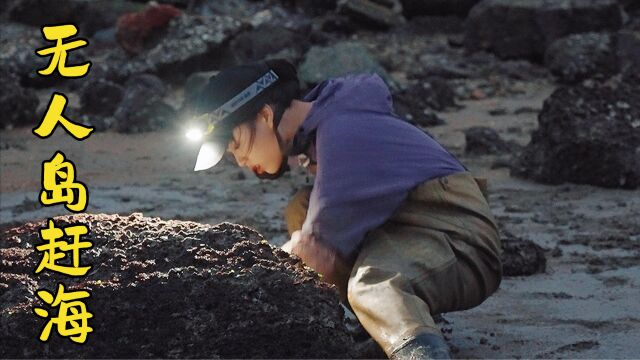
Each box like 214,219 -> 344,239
389,332 -> 452,360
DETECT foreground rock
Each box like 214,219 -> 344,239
465,0 -> 624,61
0,213 -> 364,358
513,75 -> 640,189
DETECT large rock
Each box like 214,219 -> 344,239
113,74 -> 177,133
513,77 -> 640,189
9,0 -> 87,27
0,69 -> 39,129
298,41 -> 390,86
0,213 -> 363,358
400,0 -> 480,16
616,30 -> 640,71
544,32 -> 618,83
116,3 -> 182,55
0,22 -> 89,89
465,0 -> 624,61
98,13 -> 245,83
337,0 -> 405,29
229,24 -> 309,64
295,0 -> 339,16
80,79 -> 125,116
9,0 -> 142,36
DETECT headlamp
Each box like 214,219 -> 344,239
188,69 -> 279,171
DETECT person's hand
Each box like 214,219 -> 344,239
281,230 -> 351,288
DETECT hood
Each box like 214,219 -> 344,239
292,73 -> 395,154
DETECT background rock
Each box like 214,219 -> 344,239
0,69 -> 39,129
101,13 -> 245,83
229,24 -> 309,64
544,32 -> 618,84
465,0 -> 624,61
616,30 -> 640,71
513,78 -> 640,189
400,0 -> 480,17
298,41 -> 390,86
464,126 -> 518,155
337,0 -> 405,30
392,77 -> 455,126
80,79 -> 125,116
114,74 -> 177,133
0,213 -> 363,358
116,3 -> 182,55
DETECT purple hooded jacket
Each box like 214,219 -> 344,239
290,73 -> 466,262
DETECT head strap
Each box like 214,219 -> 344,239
204,69 -> 279,133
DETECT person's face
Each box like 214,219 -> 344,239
226,106 -> 283,176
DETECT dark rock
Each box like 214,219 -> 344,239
8,0 -> 139,37
114,74 -> 177,133
0,69 -> 39,129
619,0 -> 640,11
392,78 -> 455,126
501,237 -> 547,276
116,3 -> 182,55
99,13 -> 245,83
400,0 -> 480,17
313,13 -> 359,35
9,0 -> 88,27
397,77 -> 456,111
295,0 -> 339,16
82,1 -> 146,36
0,22 -> 89,89
616,30 -> 640,71
513,79 -> 640,189
229,24 -> 309,64
464,126 -> 517,155
488,108 -> 508,116
337,0 -> 405,30
513,106 -> 540,115
545,32 -> 618,83
80,79 -> 125,116
0,213 -> 362,358
182,70 -> 219,112
405,16 -> 465,35
465,0 -> 624,62
298,41 -> 391,86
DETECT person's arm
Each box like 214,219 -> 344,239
281,230 -> 349,286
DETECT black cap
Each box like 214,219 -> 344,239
192,60 -> 275,144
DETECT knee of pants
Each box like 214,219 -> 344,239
347,266 -> 410,310
284,186 -> 313,236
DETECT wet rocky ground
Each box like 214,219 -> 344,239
1,0 -> 640,358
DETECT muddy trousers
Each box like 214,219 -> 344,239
284,171 -> 503,358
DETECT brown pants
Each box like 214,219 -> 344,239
284,171 -> 503,357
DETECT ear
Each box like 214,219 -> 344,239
260,104 -> 275,130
